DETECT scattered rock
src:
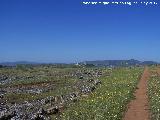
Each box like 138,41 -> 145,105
0,68 -> 104,119
47,106 -> 59,115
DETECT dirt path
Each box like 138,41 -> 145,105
123,67 -> 150,120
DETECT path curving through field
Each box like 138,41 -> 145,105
123,67 -> 150,120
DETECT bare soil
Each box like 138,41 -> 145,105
123,67 -> 150,120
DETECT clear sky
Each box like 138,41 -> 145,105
0,0 -> 160,63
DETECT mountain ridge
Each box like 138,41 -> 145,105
82,59 -> 158,67
0,59 -> 158,66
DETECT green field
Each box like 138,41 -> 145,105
59,67 -> 143,120
0,66 -> 144,120
148,67 -> 160,120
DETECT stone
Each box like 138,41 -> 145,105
47,106 -> 59,115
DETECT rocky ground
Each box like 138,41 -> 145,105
0,67 -> 108,120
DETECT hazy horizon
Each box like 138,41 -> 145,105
0,58 -> 159,64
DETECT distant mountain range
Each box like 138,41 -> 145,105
82,59 -> 159,67
0,61 -> 39,66
0,59 -> 158,67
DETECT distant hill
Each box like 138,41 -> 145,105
0,59 -> 158,67
0,61 -> 39,66
82,59 -> 158,67
141,61 -> 158,65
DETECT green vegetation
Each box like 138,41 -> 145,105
0,67 -> 78,102
60,67 -> 143,120
4,82 -> 76,103
0,66 -> 144,119
148,68 -> 160,120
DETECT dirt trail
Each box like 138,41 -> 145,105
123,67 -> 150,120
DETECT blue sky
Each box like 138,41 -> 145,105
0,0 -> 160,63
